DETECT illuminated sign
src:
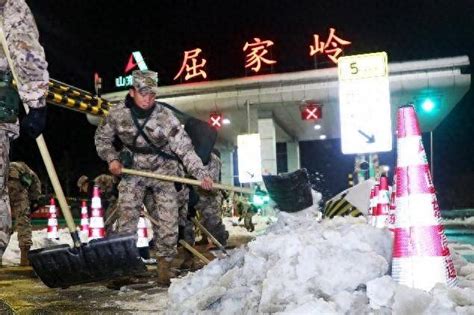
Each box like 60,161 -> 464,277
301,103 -> 322,120
243,38 -> 277,73
115,51 -> 148,88
237,134 -> 263,183
310,28 -> 351,64
338,52 -> 392,154
112,27 -> 351,88
208,112 -> 222,129
174,48 -> 207,81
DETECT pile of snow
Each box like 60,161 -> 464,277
3,228 -> 73,266
168,212 -> 474,314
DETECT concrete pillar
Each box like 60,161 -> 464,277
219,147 -> 234,186
286,141 -> 300,172
258,118 -> 277,175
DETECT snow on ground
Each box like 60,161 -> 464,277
444,217 -> 474,226
4,201 -> 474,314
167,211 -> 474,315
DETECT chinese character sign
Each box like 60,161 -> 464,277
174,48 -> 208,81
310,28 -> 351,64
243,37 -> 277,73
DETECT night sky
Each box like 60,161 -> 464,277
11,0 -> 474,207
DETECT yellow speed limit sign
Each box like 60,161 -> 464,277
338,52 -> 388,81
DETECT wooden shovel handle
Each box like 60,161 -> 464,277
0,25 -> 79,246
121,168 -> 253,195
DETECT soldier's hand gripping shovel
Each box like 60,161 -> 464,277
0,27 -> 146,288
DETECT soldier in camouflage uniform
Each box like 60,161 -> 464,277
0,0 -> 49,265
77,174 -> 119,234
194,151 -> 229,245
237,196 -> 257,232
7,161 -> 40,266
95,70 -> 213,285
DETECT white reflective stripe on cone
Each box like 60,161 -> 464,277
397,136 -> 428,168
395,194 -> 441,228
373,215 -> 389,228
89,217 -> 104,227
392,256 -> 457,291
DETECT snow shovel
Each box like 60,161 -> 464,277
0,26 -> 146,288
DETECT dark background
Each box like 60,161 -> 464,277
11,0 -> 474,207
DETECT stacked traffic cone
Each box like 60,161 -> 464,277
79,200 -> 90,242
370,184 -> 379,226
391,104 -> 457,291
372,176 -> 390,228
368,187 -> 375,219
137,213 -> 150,259
387,175 -> 397,231
47,197 -> 59,240
89,185 -> 105,240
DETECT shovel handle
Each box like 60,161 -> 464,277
0,26 -> 79,246
122,168 -> 253,195
141,212 -> 211,265
179,240 -> 210,265
191,218 -> 228,256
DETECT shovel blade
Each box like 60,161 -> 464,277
28,234 -> 147,288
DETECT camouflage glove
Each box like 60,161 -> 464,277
21,106 -> 47,139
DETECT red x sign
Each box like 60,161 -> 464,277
301,104 -> 322,120
208,112 -> 223,129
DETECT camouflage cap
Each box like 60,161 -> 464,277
77,175 -> 89,189
132,70 -> 159,94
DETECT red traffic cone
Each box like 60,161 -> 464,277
47,197 -> 59,240
80,200 -> 90,242
89,185 -> 105,240
370,184 -> 379,226
137,214 -> 150,259
368,187 -> 375,218
391,105 -> 457,291
373,176 -> 390,228
388,175 -> 397,230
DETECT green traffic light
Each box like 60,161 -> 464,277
421,98 -> 435,112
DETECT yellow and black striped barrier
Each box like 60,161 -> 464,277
14,78 -> 114,117
323,195 -> 362,219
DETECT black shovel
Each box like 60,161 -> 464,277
0,26 -> 146,288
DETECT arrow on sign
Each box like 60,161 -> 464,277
357,129 -> 375,143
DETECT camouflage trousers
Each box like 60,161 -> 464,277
143,185 -> 194,246
8,181 -> 32,248
0,130 -> 11,256
195,190 -> 228,245
116,175 -> 180,258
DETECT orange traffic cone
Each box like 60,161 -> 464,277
391,104 -> 457,291
79,200 -> 90,242
89,185 -> 105,240
137,214 -> 150,259
47,197 -> 59,240
373,176 -> 390,228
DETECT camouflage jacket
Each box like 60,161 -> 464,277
205,153 -> 221,182
0,0 -> 49,136
95,100 -> 207,180
8,161 -> 41,201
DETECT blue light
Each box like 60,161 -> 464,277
422,98 -> 435,112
